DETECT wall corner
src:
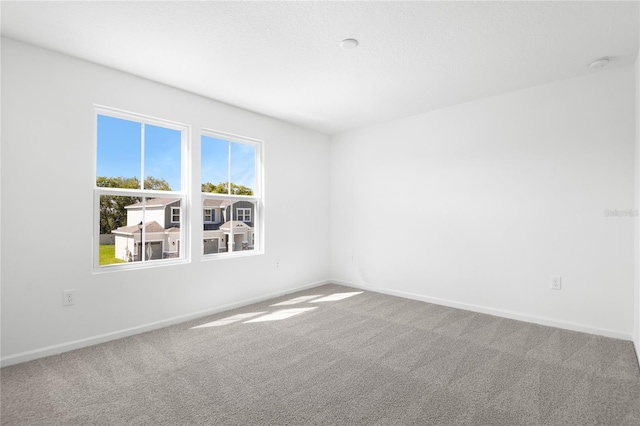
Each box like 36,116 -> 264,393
634,46 -> 640,366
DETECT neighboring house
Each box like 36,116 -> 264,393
112,198 -> 182,262
111,197 -> 254,261
202,199 -> 255,255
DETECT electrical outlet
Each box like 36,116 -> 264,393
551,276 -> 562,290
275,259 -> 280,269
63,290 -> 75,306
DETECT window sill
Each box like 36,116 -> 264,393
201,249 -> 264,262
93,257 -> 190,274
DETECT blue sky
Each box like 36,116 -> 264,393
97,115 -> 181,190
97,115 -> 255,192
201,135 -> 256,191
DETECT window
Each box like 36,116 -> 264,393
203,208 -> 214,223
94,106 -> 188,269
171,207 -> 180,223
201,130 -> 262,256
237,208 -> 251,222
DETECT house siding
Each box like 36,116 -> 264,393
164,200 -> 181,227
204,201 -> 255,230
127,206 -> 165,227
230,201 -> 254,227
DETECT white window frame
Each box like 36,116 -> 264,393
237,207 -> 251,222
93,105 -> 190,271
171,207 -> 180,223
201,129 -> 263,259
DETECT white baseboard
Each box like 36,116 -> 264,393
4,278 -> 632,367
331,279 -> 633,341
0,279 -> 331,367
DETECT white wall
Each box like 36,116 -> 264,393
2,36 -> 637,366
0,38 -> 331,364
331,65 -> 636,339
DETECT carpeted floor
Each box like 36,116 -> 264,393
2,283 -> 640,425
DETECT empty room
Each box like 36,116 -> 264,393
1,1 -> 640,424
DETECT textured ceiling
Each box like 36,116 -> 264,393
2,1 -> 639,135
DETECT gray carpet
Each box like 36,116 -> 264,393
2,284 -> 640,425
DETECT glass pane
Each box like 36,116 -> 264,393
136,198 -> 182,261
143,197 -> 181,261
99,195 -> 182,265
201,136 -> 229,194
98,194 -> 142,265
202,197 -> 255,255
97,115 -> 142,189
231,142 -> 256,195
144,124 -> 182,191
203,238 -> 220,255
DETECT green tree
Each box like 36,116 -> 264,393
144,176 -> 172,191
97,176 -> 172,234
201,182 -> 253,195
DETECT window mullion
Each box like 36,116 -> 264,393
227,140 -> 231,195
229,201 -> 235,252
141,198 -> 146,262
141,123 -> 145,190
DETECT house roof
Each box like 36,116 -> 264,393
125,198 -> 180,209
112,221 -> 168,235
125,198 -> 235,209
203,199 -> 233,208
219,221 -> 252,231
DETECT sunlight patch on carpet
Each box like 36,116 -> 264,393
271,295 -> 323,306
190,312 -> 266,328
310,292 -> 363,303
244,307 -> 317,323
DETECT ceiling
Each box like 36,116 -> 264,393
1,1 -> 639,135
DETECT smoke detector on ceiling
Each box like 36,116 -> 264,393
589,57 -> 610,70
340,39 -> 359,50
